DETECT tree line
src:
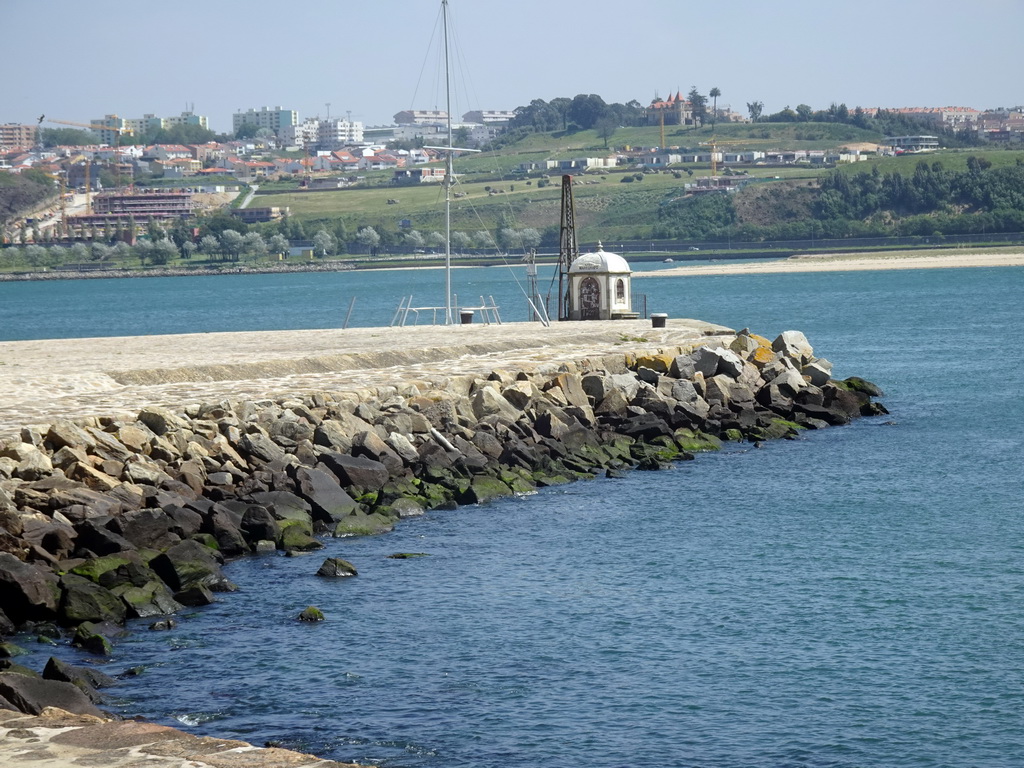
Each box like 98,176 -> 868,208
655,158 -> 1024,241
1,207 -> 549,271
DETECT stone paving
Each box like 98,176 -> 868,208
0,318 -> 730,439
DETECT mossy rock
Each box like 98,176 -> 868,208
533,472 -> 572,487
0,643 -> 27,658
723,428 -> 744,442
316,558 -> 358,577
417,481 -> 455,509
72,625 -> 112,656
70,554 -> 134,584
602,435 -> 636,461
190,533 -> 220,551
277,517 -> 314,538
59,574 -> 127,626
354,491 -> 379,506
673,428 -> 722,452
0,659 -> 37,676
498,468 -> 536,495
464,475 -> 512,498
771,419 -> 804,438
841,376 -> 884,397
572,444 -> 614,469
110,580 -> 183,619
279,526 -> 324,552
374,497 -> 426,519
380,478 -> 421,502
297,606 -> 324,622
332,511 -> 394,537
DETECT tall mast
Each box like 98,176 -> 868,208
423,1 -> 478,324
443,0 -> 453,325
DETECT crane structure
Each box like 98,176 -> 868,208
698,137 -> 747,177
555,174 -> 579,322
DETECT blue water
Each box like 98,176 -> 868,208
8,263 -> 1024,768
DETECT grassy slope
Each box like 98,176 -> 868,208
251,124 -> 1024,240
835,148 -> 1024,176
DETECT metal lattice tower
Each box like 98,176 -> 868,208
557,174 -> 579,321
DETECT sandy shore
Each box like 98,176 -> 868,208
641,249 -> 1024,277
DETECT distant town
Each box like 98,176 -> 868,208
1,95 -> 1022,254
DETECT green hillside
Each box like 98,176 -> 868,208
248,125 -> 1024,246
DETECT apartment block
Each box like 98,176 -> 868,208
0,123 -> 37,150
233,106 -> 299,137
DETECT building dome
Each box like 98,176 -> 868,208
568,242 -> 632,274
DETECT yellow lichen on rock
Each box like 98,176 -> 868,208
635,353 -> 675,373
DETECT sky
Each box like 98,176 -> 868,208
3,0 -> 1022,134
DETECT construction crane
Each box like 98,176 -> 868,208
698,137 -> 747,177
45,117 -> 134,192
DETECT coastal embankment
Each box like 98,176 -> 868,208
0,319 -> 885,765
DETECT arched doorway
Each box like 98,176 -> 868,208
579,277 -> 601,320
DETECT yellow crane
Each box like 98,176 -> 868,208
698,137 -> 748,177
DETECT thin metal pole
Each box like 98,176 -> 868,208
443,0 -> 453,325
343,296 -> 356,329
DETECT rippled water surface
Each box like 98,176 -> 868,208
9,264 -> 1024,767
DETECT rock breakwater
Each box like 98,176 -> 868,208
0,325 -> 884,721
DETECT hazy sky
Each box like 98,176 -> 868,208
4,0 -> 1021,133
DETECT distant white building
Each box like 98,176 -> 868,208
280,117 -> 364,150
232,106 -> 299,137
104,112 -> 209,140
393,110 -> 448,126
462,110 -> 514,124
883,135 -> 940,151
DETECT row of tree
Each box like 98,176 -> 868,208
1,217 -> 549,270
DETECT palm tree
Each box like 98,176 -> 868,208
709,87 -> 722,130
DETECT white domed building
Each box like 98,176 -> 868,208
567,242 -> 637,320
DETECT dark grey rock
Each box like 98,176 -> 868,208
0,552 -> 60,627
0,672 -> 106,717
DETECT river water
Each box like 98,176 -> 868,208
6,262 -> 1024,768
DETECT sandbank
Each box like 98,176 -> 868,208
639,248 -> 1024,277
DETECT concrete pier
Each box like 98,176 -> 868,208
0,319 -> 729,438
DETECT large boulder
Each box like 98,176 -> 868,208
773,330 -> 814,366
239,505 -> 281,546
73,519 -> 134,557
318,453 -> 390,492
350,431 -> 404,474
0,552 -> 61,626
58,574 -> 127,626
137,406 -> 189,436
455,476 -> 514,505
114,509 -> 181,550
43,656 -> 116,700
238,431 -> 288,464
203,505 -> 247,556
0,672 -> 106,717
110,580 -> 183,619
288,466 -> 359,527
149,540 -> 236,594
